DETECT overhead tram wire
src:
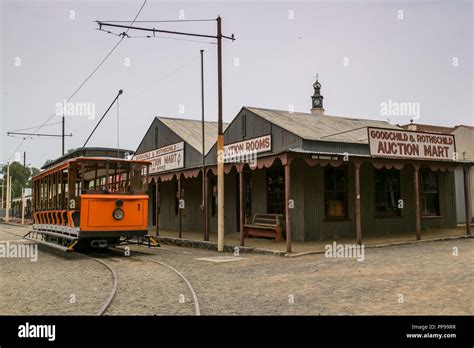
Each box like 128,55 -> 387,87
8,121 -> 62,134
97,27 -> 216,44
120,44 -> 217,106
2,0 -> 148,163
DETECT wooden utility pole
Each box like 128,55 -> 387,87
21,152 -> 26,224
216,16 -> 225,251
62,116 -> 65,156
95,17 -> 234,251
5,163 -> 10,222
201,49 -> 209,241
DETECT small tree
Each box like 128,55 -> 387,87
0,162 -> 41,198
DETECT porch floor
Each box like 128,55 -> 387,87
149,226 -> 471,254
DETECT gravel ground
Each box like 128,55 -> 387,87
121,237 -> 474,315
0,225 -> 112,315
92,250 -> 196,315
1,223 -> 473,315
0,224 -> 196,316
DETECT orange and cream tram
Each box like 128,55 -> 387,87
25,148 -> 152,251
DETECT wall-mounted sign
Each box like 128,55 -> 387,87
224,135 -> 271,163
368,127 -> 456,161
311,155 -> 341,161
133,141 -> 184,173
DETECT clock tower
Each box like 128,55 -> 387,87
311,76 -> 325,115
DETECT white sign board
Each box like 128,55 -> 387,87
368,127 -> 456,161
133,141 -> 184,173
224,135 -> 271,163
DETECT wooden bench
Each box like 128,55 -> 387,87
244,213 -> 284,241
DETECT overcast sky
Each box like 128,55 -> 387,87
1,0 -> 473,168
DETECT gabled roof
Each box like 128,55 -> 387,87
245,107 -> 400,144
157,117 -> 229,155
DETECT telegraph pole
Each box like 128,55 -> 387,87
95,17 -> 234,251
201,49 -> 209,242
216,16 -> 225,251
21,152 -> 26,225
7,131 -> 72,158
5,163 -> 10,222
62,116 -> 65,156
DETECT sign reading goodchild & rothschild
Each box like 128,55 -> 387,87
368,127 -> 455,161
133,141 -> 184,173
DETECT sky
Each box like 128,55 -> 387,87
1,0 -> 473,168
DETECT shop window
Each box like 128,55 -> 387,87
420,168 -> 440,216
174,181 -> 179,215
324,166 -> 347,219
211,176 -> 217,217
266,166 -> 284,214
244,172 -> 252,216
374,169 -> 401,217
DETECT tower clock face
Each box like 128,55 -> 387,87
313,98 -> 321,107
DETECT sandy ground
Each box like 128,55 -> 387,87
1,223 -> 473,315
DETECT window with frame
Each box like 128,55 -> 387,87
211,176 -> 217,217
324,166 -> 347,219
420,168 -> 440,216
244,171 -> 252,217
174,181 -> 179,216
266,166 -> 284,214
374,168 -> 401,217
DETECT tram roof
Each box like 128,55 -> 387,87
40,147 -> 135,170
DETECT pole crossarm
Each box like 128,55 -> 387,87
95,21 -> 235,42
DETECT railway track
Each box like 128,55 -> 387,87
0,222 -> 201,316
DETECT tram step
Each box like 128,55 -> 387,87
24,236 -> 71,252
29,229 -> 78,241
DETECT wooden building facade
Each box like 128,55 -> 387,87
134,81 -> 472,252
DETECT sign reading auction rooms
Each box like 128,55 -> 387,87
133,141 -> 184,173
368,127 -> 455,161
224,135 -> 271,162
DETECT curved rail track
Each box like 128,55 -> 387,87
0,222 -> 201,316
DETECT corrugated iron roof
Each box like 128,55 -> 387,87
157,117 -> 228,155
400,123 -> 455,134
245,106 -> 401,144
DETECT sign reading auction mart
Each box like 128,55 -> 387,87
133,141 -> 184,173
224,135 -> 271,162
368,127 -> 456,161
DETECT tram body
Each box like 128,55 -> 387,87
27,150 -> 151,251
